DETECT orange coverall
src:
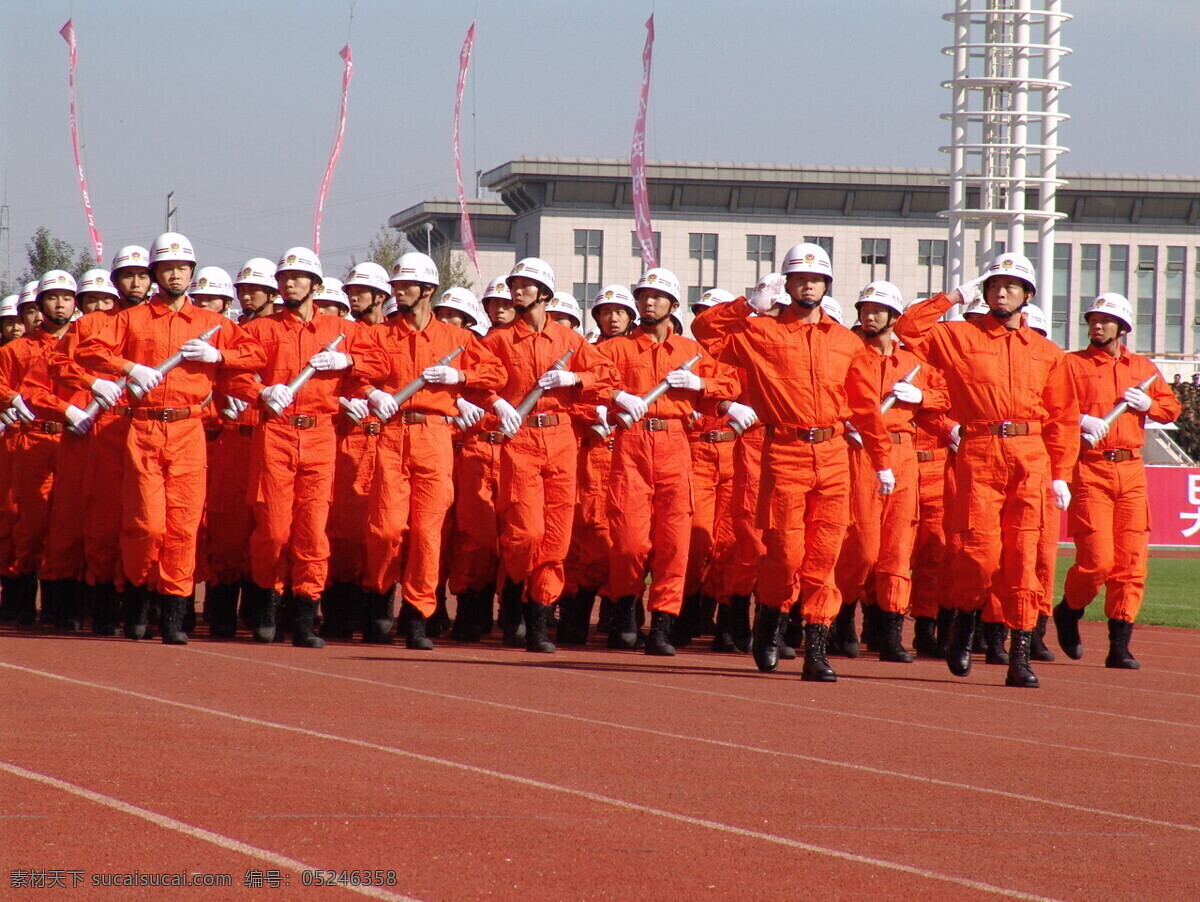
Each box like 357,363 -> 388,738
448,411 -> 506,596
565,408 -> 614,598
226,312 -> 372,601
481,320 -> 617,607
725,423 -> 766,600
598,328 -> 739,615
351,317 -> 505,617
75,298 -> 265,597
834,343 -> 946,617
895,296 -> 1079,632
909,380 -> 957,622
694,303 -> 890,625
1062,345 -> 1179,622
685,414 -> 737,601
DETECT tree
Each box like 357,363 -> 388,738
18,226 -> 96,286
432,244 -> 475,297
351,225 -> 411,275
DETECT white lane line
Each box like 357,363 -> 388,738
179,651 -> 1200,831
0,760 -> 422,902
0,661 -> 1066,901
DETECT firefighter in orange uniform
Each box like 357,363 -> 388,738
1057,293 -> 1180,669
895,252 -> 1079,688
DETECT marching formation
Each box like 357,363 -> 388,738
0,233 -> 1179,689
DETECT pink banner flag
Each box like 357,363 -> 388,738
313,44 -> 354,254
59,20 -> 103,264
630,14 -> 657,268
455,22 -> 480,279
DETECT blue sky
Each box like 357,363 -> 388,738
2,0 -> 1198,282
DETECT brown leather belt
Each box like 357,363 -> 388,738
475,430 -> 509,445
359,422 -> 382,436
766,425 -> 836,443
698,429 -> 737,443
889,431 -> 911,444
583,430 -> 615,449
30,420 -> 65,434
398,411 -> 447,425
916,448 -> 947,463
287,415 -> 319,429
104,405 -> 133,418
964,421 -> 1041,438
1084,448 -> 1138,463
236,424 -> 256,436
524,412 -> 560,428
128,406 -> 194,422
632,417 -> 681,433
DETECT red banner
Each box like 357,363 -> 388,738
313,44 -> 354,254
1057,466 -> 1200,549
630,15 -> 657,268
59,20 -> 103,264
455,22 -> 480,279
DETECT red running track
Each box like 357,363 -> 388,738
2,618 -> 1198,901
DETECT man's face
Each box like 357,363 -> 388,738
984,276 -> 1031,316
856,302 -> 895,337
548,313 -> 578,329
19,304 -> 42,331
484,296 -> 516,325
314,300 -> 346,318
636,288 -> 674,326
153,261 -> 194,298
114,267 -> 151,301
594,304 -> 631,337
785,273 -> 827,307
277,271 -> 315,306
348,286 -> 381,317
1086,312 -> 1123,347
77,292 -> 114,315
390,281 -> 425,310
435,308 -> 467,329
191,294 -> 228,314
1,316 -> 25,342
39,291 -> 76,326
238,285 -> 274,315
508,277 -> 543,311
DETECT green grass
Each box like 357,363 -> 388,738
1052,552 -> 1200,630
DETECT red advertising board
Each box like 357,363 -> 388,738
1058,466 -> 1200,550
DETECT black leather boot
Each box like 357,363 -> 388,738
122,583 -> 151,640
451,589 -> 482,642
291,596 -> 326,648
253,589 -> 281,643
1030,612 -> 1056,662
671,594 -> 701,649
645,610 -> 676,656
557,587 -> 595,646
362,591 -> 394,644
801,623 -> 837,683
728,594 -> 752,654
1053,598 -> 1084,659
751,603 -> 785,673
500,579 -> 526,647
935,606 -> 955,656
833,601 -> 860,658
879,611 -> 914,663
711,603 -> 736,652
398,601 -> 433,650
607,595 -> 643,649
1105,619 -> 1139,670
160,594 -> 190,645
239,579 -> 259,630
860,602 -> 882,653
913,616 -> 939,658
427,585 -> 451,639
946,608 -> 976,677
91,583 -> 120,636
60,580 -> 85,631
983,620 -> 1010,665
524,601 -> 556,653
1005,630 -> 1039,688
39,579 -> 63,628
206,583 -> 239,638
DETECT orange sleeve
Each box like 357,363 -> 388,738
1041,354 -> 1080,482
568,333 -> 619,406
893,293 -> 956,368
1146,366 -> 1182,424
23,353 -> 70,418
695,351 -> 741,416
74,312 -> 132,378
845,348 -> 891,471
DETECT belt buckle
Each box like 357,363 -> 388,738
530,413 -> 549,427
155,408 -> 173,421
299,415 -> 316,429
647,418 -> 665,432
485,431 -> 506,444
997,420 -> 1015,437
702,430 -> 718,442
364,422 -> 381,436
800,427 -> 817,442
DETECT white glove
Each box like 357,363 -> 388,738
593,405 -> 613,437
845,426 -> 863,449
422,365 -> 462,385
455,396 -> 485,428
666,369 -> 703,392
260,383 -> 294,411
1080,414 -> 1109,441
1123,387 -> 1151,413
221,397 -> 249,420
1052,479 -> 1072,511
891,381 -> 923,405
181,338 -> 222,364
537,369 -> 578,390
368,389 -> 399,422
65,405 -> 93,436
953,274 -> 988,307
90,378 -> 123,410
876,468 -> 896,495
128,364 -> 164,394
341,397 -> 369,421
949,423 -> 962,452
9,395 -> 34,423
310,350 -> 351,372
0,407 -> 18,427
747,273 -> 785,313
494,398 -> 522,434
725,401 -> 758,432
614,391 -> 648,422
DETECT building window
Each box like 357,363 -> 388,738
574,229 -> 602,314
1166,246 -> 1184,353
689,232 -> 718,297
804,236 -> 834,258
1079,244 -> 1100,346
861,238 -> 890,281
1023,242 -> 1040,275
630,230 -> 661,261
1109,245 -> 1129,298
918,239 -> 947,298
1052,244 -> 1070,347
746,234 -> 775,281
1135,246 -> 1157,353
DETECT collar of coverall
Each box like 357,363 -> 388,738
1080,342 -> 1130,366
388,314 -> 435,340
511,317 -> 561,342
276,309 -> 325,330
778,309 -> 837,333
148,295 -> 198,319
632,326 -> 681,351
979,312 -> 1032,342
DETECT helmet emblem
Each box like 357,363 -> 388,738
197,278 -> 208,288
170,243 -> 180,253
287,255 -> 297,265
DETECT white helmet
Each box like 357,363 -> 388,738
781,243 -> 833,281
1023,304 -> 1049,336
694,288 -> 735,309
18,280 -> 39,308
0,295 -> 19,318
276,247 -> 323,283
752,272 -> 789,308
37,270 -> 78,298
314,282 -> 351,313
964,296 -> 990,318
592,285 -> 638,319
821,297 -> 845,324
190,266 -> 234,299
469,301 -> 490,337
435,286 -> 481,326
632,267 -> 682,307
78,269 -> 120,299
547,291 -> 582,327
390,252 -> 439,287
481,275 -> 512,302
111,245 -> 151,274
506,257 -> 555,295
234,257 -> 278,290
983,252 -> 1037,295
382,297 -> 399,318
1084,292 -> 1134,333
149,232 -> 196,266
855,280 -> 905,316
344,261 -> 390,294
323,277 -> 343,293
